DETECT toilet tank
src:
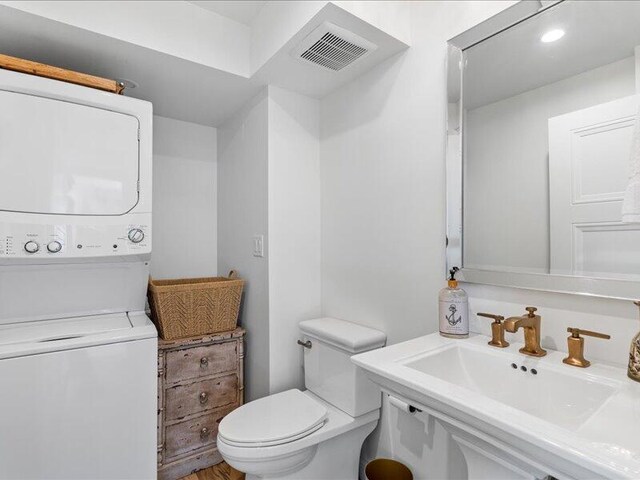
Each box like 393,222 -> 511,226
299,317 -> 386,417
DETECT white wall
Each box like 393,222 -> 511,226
320,1 -> 524,477
217,91 -> 271,402
151,116 -> 217,279
268,86 -> 322,393
319,2 -> 640,477
250,1 -> 326,73
333,0 -> 412,46
320,1 -> 513,347
465,56 -> 635,273
217,86 -> 322,400
636,45 -> 640,92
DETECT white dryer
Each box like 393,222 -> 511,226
0,69 -> 156,479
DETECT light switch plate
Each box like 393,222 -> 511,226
252,235 -> 264,257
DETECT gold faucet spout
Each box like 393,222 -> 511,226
505,307 -> 547,357
504,316 -> 535,332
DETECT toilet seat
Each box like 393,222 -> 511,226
218,389 -> 328,447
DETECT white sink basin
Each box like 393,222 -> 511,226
404,344 -> 616,431
352,333 -> 640,479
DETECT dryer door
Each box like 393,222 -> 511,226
0,90 -> 139,215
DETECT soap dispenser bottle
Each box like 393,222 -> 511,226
439,267 -> 469,338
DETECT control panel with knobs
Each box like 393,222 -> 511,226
4,224 -> 150,258
128,228 -> 144,243
24,241 -> 39,254
47,241 -> 62,253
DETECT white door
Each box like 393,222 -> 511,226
0,90 -> 140,215
549,95 -> 640,279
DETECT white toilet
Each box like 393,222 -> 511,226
217,317 -> 386,480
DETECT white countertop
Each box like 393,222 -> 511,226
352,333 -> 640,479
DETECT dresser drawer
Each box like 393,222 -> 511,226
165,374 -> 238,421
164,406 -> 235,459
165,341 -> 238,384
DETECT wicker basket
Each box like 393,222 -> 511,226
148,271 -> 244,340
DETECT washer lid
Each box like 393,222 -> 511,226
0,312 -> 156,360
0,313 -> 131,346
219,389 -> 327,447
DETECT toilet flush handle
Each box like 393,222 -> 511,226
297,339 -> 312,349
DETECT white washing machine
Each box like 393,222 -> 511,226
0,69 -> 157,479
0,313 -> 157,479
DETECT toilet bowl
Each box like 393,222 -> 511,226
217,389 -> 379,479
217,317 -> 386,480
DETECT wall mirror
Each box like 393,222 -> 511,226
447,0 -> 640,299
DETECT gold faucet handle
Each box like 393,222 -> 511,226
567,327 -> 610,340
477,312 -> 505,323
564,328 -> 610,368
525,306 -> 538,317
478,313 -> 509,348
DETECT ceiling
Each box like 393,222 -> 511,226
189,1 -> 266,26
463,1 -> 640,109
253,2 -> 409,99
0,6 -> 263,126
0,2 -> 408,127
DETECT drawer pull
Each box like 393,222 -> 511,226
200,357 -> 209,367
200,427 -> 210,440
199,392 -> 209,404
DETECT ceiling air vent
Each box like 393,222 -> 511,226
293,22 -> 378,72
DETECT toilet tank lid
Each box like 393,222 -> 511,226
299,317 -> 386,353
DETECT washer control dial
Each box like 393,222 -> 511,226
128,228 -> 145,243
47,241 -> 63,253
24,241 -> 39,254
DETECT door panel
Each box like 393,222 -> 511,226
0,90 -> 139,215
549,95 -> 639,278
574,223 -> 640,278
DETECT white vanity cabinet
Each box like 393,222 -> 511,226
352,334 -> 640,480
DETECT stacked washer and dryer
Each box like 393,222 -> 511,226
0,69 -> 157,479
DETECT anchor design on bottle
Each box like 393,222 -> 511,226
446,304 -> 462,326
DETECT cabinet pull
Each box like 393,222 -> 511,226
200,427 -> 210,440
200,357 -> 209,367
199,392 -> 208,404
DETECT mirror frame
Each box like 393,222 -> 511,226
445,0 -> 640,301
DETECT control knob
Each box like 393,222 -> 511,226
128,228 -> 145,243
47,241 -> 63,253
24,241 -> 39,254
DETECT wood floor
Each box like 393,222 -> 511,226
179,462 -> 245,480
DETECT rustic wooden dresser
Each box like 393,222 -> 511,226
157,328 -> 245,480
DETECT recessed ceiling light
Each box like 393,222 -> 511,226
540,29 -> 565,43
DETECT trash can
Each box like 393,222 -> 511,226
365,459 -> 413,480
